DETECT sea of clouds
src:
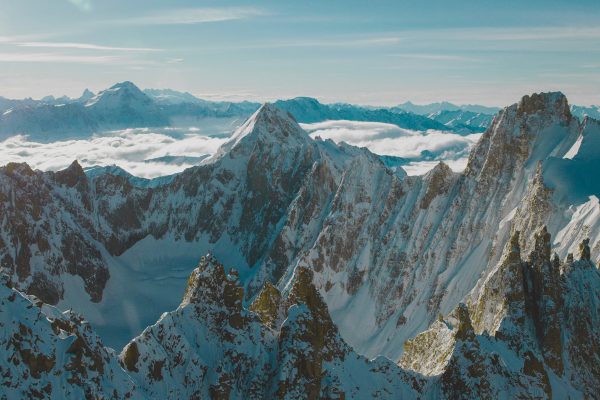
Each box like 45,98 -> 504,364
301,120 -> 481,175
0,119 -> 481,178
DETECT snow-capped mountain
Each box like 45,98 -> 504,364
0,82 -> 168,140
78,89 -> 95,103
0,91 -> 599,398
119,256 -> 420,399
144,88 -> 208,105
84,81 -> 169,128
3,234 -> 597,398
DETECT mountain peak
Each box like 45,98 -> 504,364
516,91 -> 571,121
79,88 -> 95,102
255,102 -> 297,121
218,103 -> 309,156
182,254 -> 243,309
85,81 -> 148,107
54,160 -> 88,189
109,81 -> 141,92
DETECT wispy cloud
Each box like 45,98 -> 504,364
386,53 -> 479,62
461,26 -> 600,41
200,35 -> 404,51
397,26 -> 600,43
112,7 -> 268,25
17,42 -> 162,52
0,52 -> 118,64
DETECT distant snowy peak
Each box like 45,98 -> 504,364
78,88 -> 95,102
85,81 -> 151,108
83,81 -> 169,128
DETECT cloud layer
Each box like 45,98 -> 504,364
0,119 -> 481,178
301,120 -> 481,174
0,128 -> 227,178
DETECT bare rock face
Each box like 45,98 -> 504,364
420,161 -> 453,209
248,281 -> 282,329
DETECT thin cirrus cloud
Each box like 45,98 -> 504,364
0,52 -> 119,64
386,26 -> 600,42
111,7 -> 269,25
386,53 -> 479,62
17,42 -> 162,52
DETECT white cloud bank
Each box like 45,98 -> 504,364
0,128 -> 227,178
0,119 -> 481,179
300,120 -> 481,175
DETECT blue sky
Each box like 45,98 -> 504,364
0,0 -> 598,106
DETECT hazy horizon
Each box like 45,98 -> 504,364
0,80 -> 594,110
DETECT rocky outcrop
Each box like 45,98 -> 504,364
120,255 -> 421,399
0,275 -> 140,399
401,228 -> 600,398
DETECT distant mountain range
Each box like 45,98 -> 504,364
0,82 -> 495,140
0,82 -> 595,142
273,97 -> 450,131
394,100 -> 501,115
